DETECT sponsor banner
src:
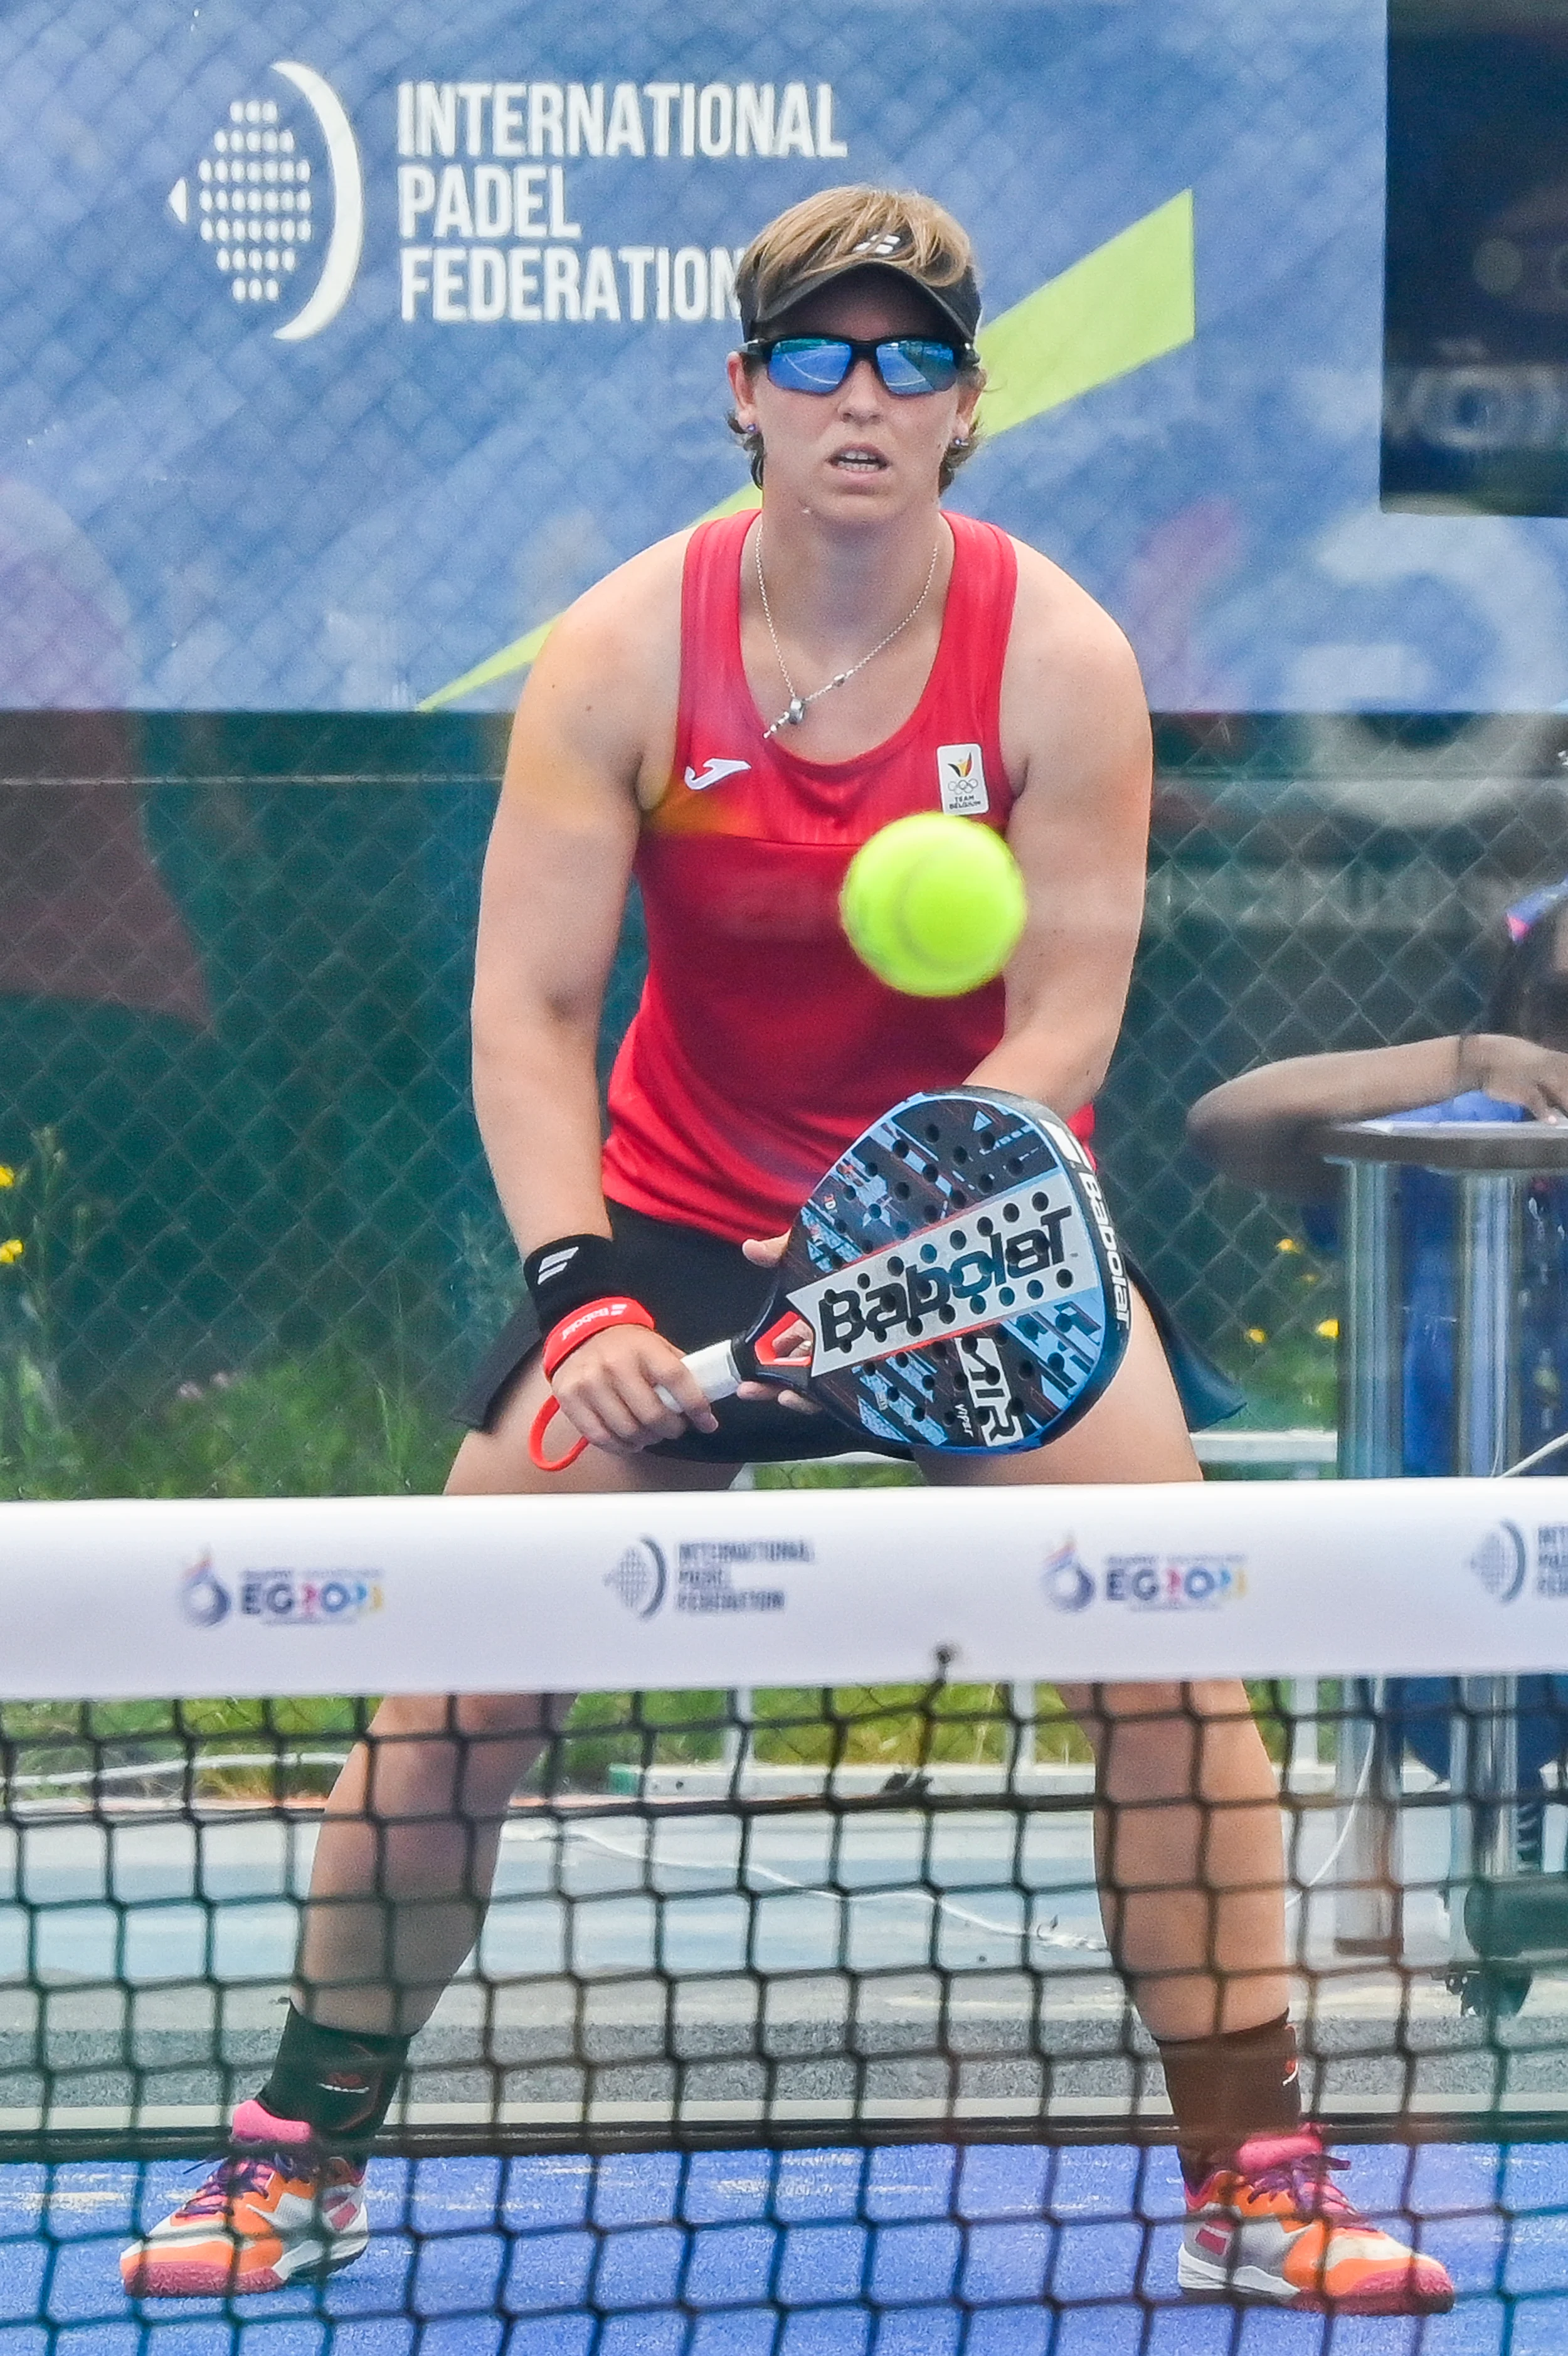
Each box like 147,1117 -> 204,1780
11,1 -> 1568,711
1,1485 -> 1568,1698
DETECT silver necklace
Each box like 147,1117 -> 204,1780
755,527 -> 943,741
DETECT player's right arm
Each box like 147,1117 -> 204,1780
1187,1036 -> 1568,1200
470,541 -> 718,1449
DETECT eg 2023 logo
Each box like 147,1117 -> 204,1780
1042,1537 -> 1245,1614
180,1554 -> 383,1626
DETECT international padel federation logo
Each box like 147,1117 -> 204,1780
1468,1521 -> 1527,1604
166,64 -> 363,341
607,1538 -> 668,1619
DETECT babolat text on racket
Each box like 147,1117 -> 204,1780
532,1088 -> 1131,1465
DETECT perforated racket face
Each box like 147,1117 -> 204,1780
781,1089 -> 1132,1453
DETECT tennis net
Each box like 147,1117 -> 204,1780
3,1481 -> 1567,2335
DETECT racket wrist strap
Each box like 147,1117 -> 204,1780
542,1297 -> 655,1377
524,1232 -> 629,1328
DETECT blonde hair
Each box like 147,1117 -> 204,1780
736,185 -> 980,331
731,184 -> 985,492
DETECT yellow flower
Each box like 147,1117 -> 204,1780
1315,1317 -> 1339,1340
0,1239 -> 24,1265
1246,1326 -> 1268,1345
1274,1236 -> 1300,1254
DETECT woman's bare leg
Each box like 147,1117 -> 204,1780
918,1294 -> 1289,2045
293,1358 -> 739,2037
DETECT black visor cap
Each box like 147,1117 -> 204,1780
743,246 -> 981,355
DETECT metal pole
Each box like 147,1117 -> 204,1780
1454,1172 -> 1522,1480
1332,1156 -> 1401,1950
1338,1159 -> 1401,1478
1449,1172 -> 1524,1962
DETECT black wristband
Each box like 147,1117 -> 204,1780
523,1233 -> 629,1329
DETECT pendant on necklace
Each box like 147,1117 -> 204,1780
766,695 -> 807,740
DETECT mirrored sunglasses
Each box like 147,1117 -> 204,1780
744,334 -> 965,396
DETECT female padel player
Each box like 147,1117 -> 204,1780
125,186 -> 1451,2315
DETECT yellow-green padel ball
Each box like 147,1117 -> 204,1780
840,812 -> 1028,997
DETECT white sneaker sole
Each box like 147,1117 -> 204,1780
1179,2241 -> 1454,2314
122,2215 -> 369,2299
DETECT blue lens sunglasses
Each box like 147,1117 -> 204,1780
741,334 -> 968,396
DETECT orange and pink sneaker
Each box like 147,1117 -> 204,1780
1179,2127 -> 1454,2311
120,2099 -> 369,2298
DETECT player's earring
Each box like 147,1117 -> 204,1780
949,432 -> 971,451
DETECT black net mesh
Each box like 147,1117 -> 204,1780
0,1667 -> 1561,2331
6,0 -> 1568,2334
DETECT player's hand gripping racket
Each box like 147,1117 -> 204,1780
530,1087 -> 1131,1467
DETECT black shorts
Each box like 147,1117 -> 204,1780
455,1201 -> 1243,1464
455,1201 -> 899,1463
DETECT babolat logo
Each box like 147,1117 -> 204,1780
1068,1156 -> 1131,1325
240,1570 -> 383,1624
1469,1522 -> 1526,1604
1104,1554 -> 1246,1611
789,1175 -> 1095,1372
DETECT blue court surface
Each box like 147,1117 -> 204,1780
0,2140 -> 1564,2353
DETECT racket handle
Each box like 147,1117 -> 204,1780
529,1395 -> 589,1472
533,1342 -> 741,1474
655,1341 -> 742,1414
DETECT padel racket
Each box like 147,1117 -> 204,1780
531,1087 -> 1131,1467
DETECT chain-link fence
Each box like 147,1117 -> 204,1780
6,0 -> 1568,1485
0,708 -> 1561,1495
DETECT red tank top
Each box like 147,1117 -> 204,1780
601,508 -> 1091,1242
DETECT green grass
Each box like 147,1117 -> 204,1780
0,1347 -> 454,1504
2,1694 -> 373,1803
1208,1226 -> 1341,1433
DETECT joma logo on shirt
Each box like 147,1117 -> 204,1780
684,757 -> 751,791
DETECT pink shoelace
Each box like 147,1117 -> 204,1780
1243,2144 -> 1359,2223
174,2153 -> 303,2218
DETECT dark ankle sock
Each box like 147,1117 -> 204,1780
1155,2012 -> 1301,2189
255,2006 -> 412,2149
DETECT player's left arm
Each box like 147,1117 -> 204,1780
971,544 -> 1152,1113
